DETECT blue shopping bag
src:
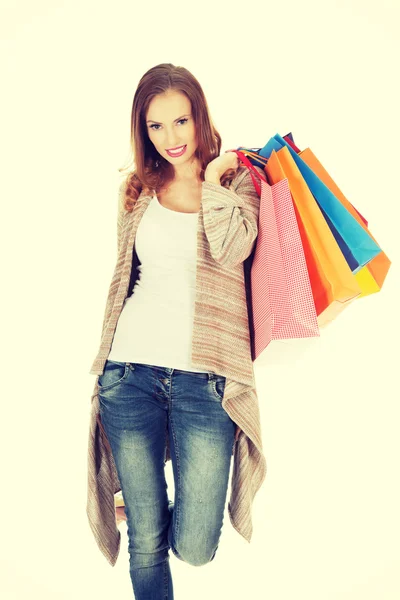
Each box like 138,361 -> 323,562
259,135 -> 381,273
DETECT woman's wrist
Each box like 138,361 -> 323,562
204,167 -> 221,185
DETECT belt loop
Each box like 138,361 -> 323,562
207,372 -> 214,381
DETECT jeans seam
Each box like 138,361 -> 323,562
169,416 -> 182,559
97,362 -> 130,391
163,557 -> 168,599
210,376 -> 225,401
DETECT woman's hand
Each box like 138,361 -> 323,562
205,151 -> 240,176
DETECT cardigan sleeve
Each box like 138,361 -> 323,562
117,178 -> 128,254
97,179 -> 128,341
201,164 -> 264,268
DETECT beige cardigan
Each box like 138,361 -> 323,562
87,164 -> 267,565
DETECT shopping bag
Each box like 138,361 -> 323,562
294,146 -> 392,296
236,135 -> 391,302
282,133 -> 369,227
239,138 -> 369,228
234,150 -> 321,366
283,132 -> 301,153
260,135 -> 382,271
265,147 -> 362,327
278,133 -> 391,295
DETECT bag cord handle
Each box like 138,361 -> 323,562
229,149 -> 268,197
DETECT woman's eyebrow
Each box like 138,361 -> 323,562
146,114 -> 190,124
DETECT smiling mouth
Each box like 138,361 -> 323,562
166,145 -> 187,156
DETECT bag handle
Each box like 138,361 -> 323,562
227,149 -> 268,197
238,150 -> 268,168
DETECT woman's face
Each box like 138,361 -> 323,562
146,90 -> 199,175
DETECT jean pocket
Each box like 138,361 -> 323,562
211,375 -> 226,401
98,360 -> 130,391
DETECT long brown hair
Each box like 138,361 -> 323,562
119,63 -> 240,212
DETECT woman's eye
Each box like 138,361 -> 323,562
149,118 -> 188,131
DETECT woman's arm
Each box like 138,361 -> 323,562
201,164 -> 264,268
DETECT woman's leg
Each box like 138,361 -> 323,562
98,360 -> 173,600
165,370 -> 236,566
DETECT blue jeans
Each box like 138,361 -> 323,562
98,360 -> 236,600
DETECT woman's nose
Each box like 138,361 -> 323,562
166,139 -> 181,149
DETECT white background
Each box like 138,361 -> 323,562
1,1 -> 399,599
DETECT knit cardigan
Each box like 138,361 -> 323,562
86,164 -> 267,565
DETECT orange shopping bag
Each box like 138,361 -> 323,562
265,147 -> 362,327
297,147 -> 391,297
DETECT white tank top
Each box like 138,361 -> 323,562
107,194 -> 210,372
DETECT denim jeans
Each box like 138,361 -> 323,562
98,359 -> 236,600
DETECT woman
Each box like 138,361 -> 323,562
86,63 -> 267,599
